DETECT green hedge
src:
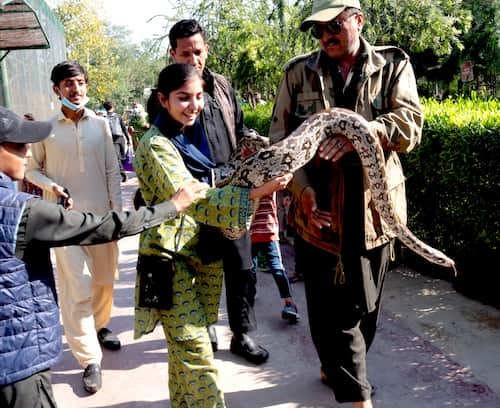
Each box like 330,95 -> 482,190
242,103 -> 273,136
243,97 -> 500,307
401,97 -> 499,307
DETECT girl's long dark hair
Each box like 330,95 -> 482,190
146,63 -> 202,124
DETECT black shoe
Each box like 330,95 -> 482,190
121,172 -> 127,182
230,333 -> 269,365
207,325 -> 218,352
97,328 -> 121,351
83,364 -> 102,393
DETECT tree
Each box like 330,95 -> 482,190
54,0 -> 167,112
362,0 -> 471,57
158,0 -> 474,99
160,0 -> 315,101
105,24 -> 167,111
54,0 -> 496,105
54,0 -> 119,105
458,0 -> 499,96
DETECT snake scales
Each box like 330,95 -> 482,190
215,107 -> 455,272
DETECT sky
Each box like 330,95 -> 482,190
46,0 -> 175,45
100,0 -> 174,44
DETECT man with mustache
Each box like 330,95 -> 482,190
26,61 -> 123,394
269,1 -> 423,407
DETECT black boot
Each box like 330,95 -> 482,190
230,333 -> 269,365
83,363 -> 102,393
97,327 -> 121,351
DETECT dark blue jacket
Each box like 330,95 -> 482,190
0,175 -> 61,385
0,171 -> 178,385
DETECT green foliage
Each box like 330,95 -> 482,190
167,0 -> 316,99
458,0 -> 499,90
163,0 -> 491,99
361,0 -> 479,97
54,1 -> 166,113
242,102 -> 274,136
105,33 -> 166,112
362,0 -> 471,56
403,97 -> 499,254
242,96 -> 500,305
54,0 -> 496,108
401,97 -> 499,306
54,0 -> 119,105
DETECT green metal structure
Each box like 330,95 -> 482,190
0,0 -> 65,118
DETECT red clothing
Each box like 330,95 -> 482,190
250,193 -> 279,243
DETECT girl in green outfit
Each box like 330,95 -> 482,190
133,63 -> 291,407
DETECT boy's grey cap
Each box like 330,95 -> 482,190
300,0 -> 361,31
0,106 -> 52,144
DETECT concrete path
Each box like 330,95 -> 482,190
52,174 -> 500,407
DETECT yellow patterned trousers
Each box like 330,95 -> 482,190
158,258 -> 225,407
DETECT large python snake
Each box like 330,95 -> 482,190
215,107 -> 456,272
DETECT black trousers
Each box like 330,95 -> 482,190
294,157 -> 390,403
113,134 -> 126,175
221,230 -> 257,334
295,236 -> 390,403
114,142 -> 125,174
0,369 -> 57,408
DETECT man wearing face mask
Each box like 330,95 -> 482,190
26,61 -> 122,394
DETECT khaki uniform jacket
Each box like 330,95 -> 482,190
269,37 -> 423,254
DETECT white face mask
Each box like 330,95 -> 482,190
61,96 -> 89,111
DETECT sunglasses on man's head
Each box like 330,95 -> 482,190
310,12 -> 359,39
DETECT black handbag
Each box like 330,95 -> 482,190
137,215 -> 184,309
137,256 -> 175,309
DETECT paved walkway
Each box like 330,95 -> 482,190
52,174 -> 500,407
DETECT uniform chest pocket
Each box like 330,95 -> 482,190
295,92 -> 322,119
370,94 -> 385,117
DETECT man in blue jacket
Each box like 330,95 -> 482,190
0,106 -> 208,407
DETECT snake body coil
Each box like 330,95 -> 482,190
217,107 -> 455,271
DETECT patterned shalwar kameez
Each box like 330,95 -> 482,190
133,126 -> 255,407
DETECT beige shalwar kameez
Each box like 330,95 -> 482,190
26,108 -> 122,367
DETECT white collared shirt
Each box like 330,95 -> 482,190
26,108 -> 122,214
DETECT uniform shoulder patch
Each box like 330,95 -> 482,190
282,52 -> 315,72
374,45 -> 409,61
